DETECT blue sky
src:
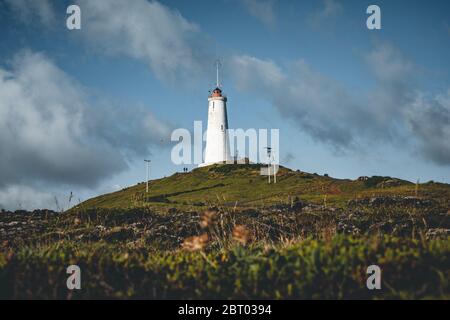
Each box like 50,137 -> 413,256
0,0 -> 449,210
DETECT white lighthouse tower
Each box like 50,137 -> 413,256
200,61 -> 232,167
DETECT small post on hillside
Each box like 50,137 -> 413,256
144,159 -> 151,194
265,147 -> 272,184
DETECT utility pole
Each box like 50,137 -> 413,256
265,147 -> 272,183
144,159 -> 151,193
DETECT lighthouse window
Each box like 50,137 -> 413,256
221,125 -> 224,131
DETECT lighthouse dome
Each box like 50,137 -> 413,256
211,87 -> 222,97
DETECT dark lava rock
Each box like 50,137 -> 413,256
348,196 -> 437,208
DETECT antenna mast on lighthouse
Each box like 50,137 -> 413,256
215,59 -> 222,88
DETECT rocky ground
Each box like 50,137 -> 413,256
1,196 -> 449,300
1,196 -> 449,250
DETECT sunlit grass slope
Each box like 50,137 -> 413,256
77,164 -> 450,211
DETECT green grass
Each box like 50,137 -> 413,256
75,164 -> 450,211
1,235 -> 448,299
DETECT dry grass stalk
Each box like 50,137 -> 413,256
182,233 -> 209,252
199,209 -> 217,229
232,225 -> 251,245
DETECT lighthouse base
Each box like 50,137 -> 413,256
198,158 -> 250,168
198,161 -> 227,168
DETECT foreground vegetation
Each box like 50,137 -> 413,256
1,164 -> 449,299
1,235 -> 449,299
1,201 -> 449,299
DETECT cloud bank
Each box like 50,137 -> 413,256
230,44 -> 450,165
0,51 -> 172,209
76,0 -> 211,83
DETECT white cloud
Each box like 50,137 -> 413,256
366,43 -> 414,84
76,0 -> 210,83
5,0 -> 209,83
0,184 -> 56,211
229,44 -> 450,165
0,50 -> 173,197
404,90 -> 450,165
231,55 -> 284,90
230,55 -> 371,148
5,0 -> 212,84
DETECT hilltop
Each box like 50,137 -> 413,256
76,163 -> 450,211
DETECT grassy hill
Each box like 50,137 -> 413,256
77,163 -> 450,211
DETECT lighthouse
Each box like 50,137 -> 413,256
200,61 -> 232,167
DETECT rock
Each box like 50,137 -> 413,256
348,196 -> 437,208
378,179 -> 403,188
96,225 -> 106,232
290,197 -> 303,211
